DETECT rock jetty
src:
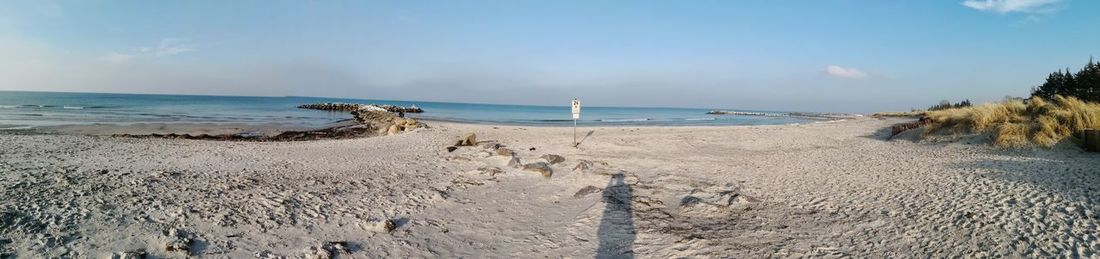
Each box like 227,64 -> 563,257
352,109 -> 423,136
298,103 -> 423,113
705,110 -> 785,116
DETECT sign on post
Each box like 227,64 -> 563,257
572,98 -> 580,147
572,99 -> 581,119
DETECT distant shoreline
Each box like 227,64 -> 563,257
0,91 -> 832,136
1,116 -> 826,138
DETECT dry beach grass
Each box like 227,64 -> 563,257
922,95 -> 1100,148
1,118 -> 1099,257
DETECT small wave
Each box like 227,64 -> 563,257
532,119 -> 574,122
600,118 -> 651,122
0,125 -> 33,130
685,117 -> 716,121
0,105 -> 18,109
63,106 -> 84,110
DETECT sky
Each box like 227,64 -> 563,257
0,0 -> 1098,112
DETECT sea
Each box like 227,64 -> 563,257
0,91 -> 824,130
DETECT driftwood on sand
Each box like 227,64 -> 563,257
888,117 -> 933,139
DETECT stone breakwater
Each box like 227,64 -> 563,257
352,110 -> 423,136
298,103 -> 424,113
706,110 -> 785,117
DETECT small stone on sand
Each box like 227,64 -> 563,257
457,133 -> 477,146
361,219 -> 396,233
540,154 -> 565,164
574,186 -> 602,198
523,162 -> 553,178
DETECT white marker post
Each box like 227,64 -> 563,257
571,98 -> 581,147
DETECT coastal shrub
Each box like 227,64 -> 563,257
928,99 -> 972,111
922,95 -> 1100,148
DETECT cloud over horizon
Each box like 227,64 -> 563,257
145,38 -> 196,56
98,38 -> 196,64
824,65 -> 868,80
99,52 -> 135,64
961,0 -> 1062,14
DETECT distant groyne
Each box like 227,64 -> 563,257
298,103 -> 423,113
706,110 -> 862,120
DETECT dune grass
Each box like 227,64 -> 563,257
922,95 -> 1100,148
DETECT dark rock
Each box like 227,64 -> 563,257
446,146 -> 458,152
680,196 -> 703,207
573,186 -> 602,198
522,162 -> 553,178
323,241 -> 352,255
529,147 -> 536,151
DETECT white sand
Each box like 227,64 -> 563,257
1,118 -> 1099,258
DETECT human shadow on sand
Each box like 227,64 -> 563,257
597,173 -> 635,259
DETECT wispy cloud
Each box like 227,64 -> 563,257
99,38 -> 196,63
99,52 -> 134,64
961,0 -> 1062,14
824,65 -> 867,80
141,38 -> 196,56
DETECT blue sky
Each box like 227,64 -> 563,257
0,0 -> 1097,112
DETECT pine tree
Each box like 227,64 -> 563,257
1033,70 -> 1062,100
1030,57 -> 1100,103
1076,57 -> 1099,102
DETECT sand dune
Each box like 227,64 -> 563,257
1,118 -> 1098,258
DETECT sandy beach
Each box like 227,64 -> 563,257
0,117 -> 1096,258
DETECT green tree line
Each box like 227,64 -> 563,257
928,99 -> 972,111
1031,58 -> 1100,103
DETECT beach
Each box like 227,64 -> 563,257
1,117 -> 1098,258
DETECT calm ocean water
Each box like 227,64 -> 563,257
0,91 -> 814,129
